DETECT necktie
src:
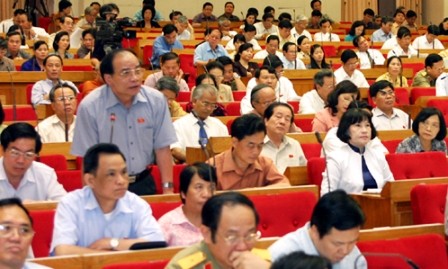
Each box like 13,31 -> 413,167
198,120 -> 208,145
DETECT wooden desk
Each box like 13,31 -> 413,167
40,142 -> 77,170
352,177 -> 448,228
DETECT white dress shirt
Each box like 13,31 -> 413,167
299,89 -> 325,114
356,49 -> 386,69
261,135 -> 307,174
334,67 -> 370,88
254,22 -> 278,40
280,55 -> 306,70
253,50 -> 283,59
381,36 -> 397,49
435,73 -> 448,96
372,107 -> 412,130
291,28 -> 312,41
36,115 -> 76,143
313,32 -> 340,42
387,44 -> 418,59
412,35 -> 445,50
225,38 -> 261,50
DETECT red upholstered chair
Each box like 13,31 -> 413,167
410,183 -> 448,225
30,210 -> 55,257
301,143 -> 322,160
225,102 -> 241,116
176,91 -> 191,102
3,105 -> 37,121
357,234 -> 448,269
150,164 -> 185,194
142,45 -> 153,66
287,101 -> 299,113
232,91 -> 246,101
26,84 -> 34,104
150,201 -> 182,220
386,152 -> 448,179
250,191 -> 318,237
393,87 -> 410,105
56,170 -> 83,192
103,260 -> 169,269
226,119 -> 234,134
307,157 -> 326,187
322,45 -> 337,57
381,139 -> 402,153
427,99 -> 448,116
410,87 -> 435,104
294,117 -> 313,132
76,156 -> 83,170
38,154 -> 68,171
63,66 -> 93,71
179,54 -> 196,89
403,62 -> 425,76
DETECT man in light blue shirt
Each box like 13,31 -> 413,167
269,190 -> 367,269
150,24 -> 183,69
51,143 -> 165,255
194,28 -> 229,66
372,16 -> 393,42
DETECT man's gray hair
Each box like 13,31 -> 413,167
155,76 -> 180,96
192,84 -> 218,101
313,69 -> 334,87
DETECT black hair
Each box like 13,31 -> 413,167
297,35 -> 309,49
278,13 -> 292,22
326,80 -> 360,115
234,43 -> 253,62
216,56 -> 234,66
179,162 -> 216,203
224,2 -> 234,8
13,9 -> 27,16
278,19 -> 293,30
90,2 -> 101,7
83,143 -> 126,175
195,73 -> 218,88
311,10 -> 322,18
233,34 -> 246,45
348,21 -> 366,36
337,108 -> 377,143
243,24 -> 256,33
263,6 -> 275,15
58,15 -> 74,25
33,40 -> 48,51
6,28 -> 25,46
255,65 -> 276,79
262,13 -> 274,22
397,26 -> 411,39
347,100 -> 373,111
282,42 -> 296,53
266,34 -> 280,43
352,35 -> 365,48
53,31 -> 70,52
393,9 -> 405,18
161,52 -> 180,65
81,28 -> 96,39
162,24 -> 178,35
169,11 -> 183,21
340,49 -> 358,64
363,8 -> 374,17
231,114 -> 266,140
406,10 -> 417,19
247,7 -> 259,17
319,18 -> 332,27
381,16 -> 394,25
202,192 -> 259,242
263,54 -> 283,69
0,198 -> 33,226
141,4 -> 156,21
58,0 -> 72,12
264,102 -> 294,124
250,83 -> 273,107
425,53 -> 443,68
1,123 -> 42,154
49,82 -> 78,102
203,2 -> 213,9
100,49 -> 138,80
310,0 -> 322,10
310,190 -> 365,238
412,107 -> 447,141
310,44 -> 330,69
271,251 -> 332,269
369,80 -> 394,98
427,25 -> 440,36
206,61 -> 224,73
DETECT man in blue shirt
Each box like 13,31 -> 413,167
150,24 -> 183,69
372,16 -> 393,42
194,28 -> 229,66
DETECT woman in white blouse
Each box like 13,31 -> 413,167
321,108 -> 394,196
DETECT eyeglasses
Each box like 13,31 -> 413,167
56,95 -> 76,102
377,90 -> 395,97
192,182 -> 216,194
118,67 -> 144,79
200,100 -> 218,109
0,223 -> 35,238
220,230 -> 261,245
8,148 -> 36,160
420,121 -> 440,129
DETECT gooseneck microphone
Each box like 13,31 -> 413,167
58,82 -> 69,142
315,131 -> 330,193
6,66 -> 17,121
354,252 -> 420,269
109,112 -> 116,143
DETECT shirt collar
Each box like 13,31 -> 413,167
84,186 -> 133,214
221,149 -> 263,173
104,85 -> 147,109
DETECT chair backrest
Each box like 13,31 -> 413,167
287,101 -> 299,113
410,183 -> 448,225
307,157 -> 326,187
56,170 -> 83,192
30,210 -> 55,258
38,154 -> 68,171
102,260 -> 169,269
150,164 -> 185,194
232,91 -> 246,101
142,45 -> 153,65
427,99 -> 448,116
26,84 -> 34,105
301,143 -> 322,160
4,105 -> 37,121
394,87 -> 410,105
386,152 -> 448,179
225,102 -> 241,116
176,91 -> 191,102
410,87 -> 435,104
150,201 -> 182,220
250,191 -> 318,237
294,117 -> 313,132
381,139 -> 402,153
357,234 -> 448,269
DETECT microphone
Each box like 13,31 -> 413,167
329,60 -> 333,69
58,83 -> 69,142
354,252 -> 420,269
109,112 -> 116,143
6,66 -> 17,121
240,12 -> 244,20
408,112 -> 412,129
315,131 -> 330,193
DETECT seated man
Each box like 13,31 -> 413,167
261,102 -> 307,173
216,56 -> 246,91
370,80 -> 411,130
307,10 -> 322,30
36,83 -> 78,143
82,62 -> 105,97
51,143 -> 165,255
0,37 -> 15,71
0,123 -> 67,201
280,42 -> 306,70
171,84 -> 228,163
155,76 -> 187,118
334,49 -> 369,88
218,17 -> 237,42
150,24 -> 184,70
166,192 -> 271,268
192,2 -> 217,28
0,198 -> 52,269
291,15 -> 312,41
225,24 -> 261,51
18,11 -> 49,42
211,114 -> 290,190
299,69 -> 335,114
76,6 -> 97,29
217,2 -> 240,22
353,35 -> 385,69
313,18 -> 340,42
5,31 -> 30,60
194,29 -> 229,66
278,20 -> 296,48
31,54 -> 79,105
145,52 -> 189,92
269,190 -> 367,268
403,9 -> 418,31
387,26 -> 417,59
253,34 -> 282,60
412,25 -> 444,50
175,15 -> 194,41
372,16 -> 393,42
76,28 -> 95,59
248,84 -> 277,117
254,13 -> 278,40
412,53 -> 444,87
48,15 -> 75,49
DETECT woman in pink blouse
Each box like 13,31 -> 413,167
157,163 -> 215,246
312,80 -> 360,132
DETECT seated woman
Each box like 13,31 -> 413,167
312,80 -> 359,132
261,102 -> 307,174
21,40 -> 49,71
240,11 -> 257,30
376,56 -> 409,87
158,162 -> 214,246
296,35 -> 311,60
321,108 -> 394,196
344,20 -> 366,41
308,44 -> 331,69
227,34 -> 246,60
136,4 -> 161,30
233,43 -> 259,78
52,31 -> 73,59
206,61 -> 234,102
396,107 -> 447,153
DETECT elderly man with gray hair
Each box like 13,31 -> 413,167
76,6 -> 97,29
299,69 -> 335,114
291,15 -> 313,41
155,76 -> 187,117
175,15 -> 194,40
170,84 -> 229,163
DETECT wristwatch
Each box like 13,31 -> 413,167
110,238 -> 119,250
162,182 -> 174,189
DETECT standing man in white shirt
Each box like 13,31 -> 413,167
291,15 -> 312,41
334,50 -> 370,88
353,35 -> 385,69
254,13 -> 278,40
280,42 -> 306,70
299,69 -> 335,114
313,18 -> 340,42
412,25 -> 445,50
171,84 -> 228,163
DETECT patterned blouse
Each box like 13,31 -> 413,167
396,134 -> 447,154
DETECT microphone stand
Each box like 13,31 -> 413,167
58,83 -> 69,142
315,131 -> 330,193
109,112 -> 116,143
6,67 -> 17,121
